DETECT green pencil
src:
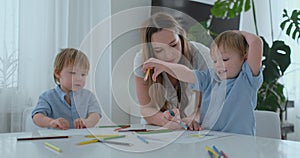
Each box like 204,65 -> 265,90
102,135 -> 126,140
137,129 -> 173,134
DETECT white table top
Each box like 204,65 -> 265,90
1,125 -> 300,158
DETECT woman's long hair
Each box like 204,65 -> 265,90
140,12 -> 194,117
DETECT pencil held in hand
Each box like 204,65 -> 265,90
168,108 -> 187,130
144,68 -> 151,81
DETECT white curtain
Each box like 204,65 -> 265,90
0,0 -> 111,133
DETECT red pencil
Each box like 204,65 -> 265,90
114,125 -> 130,131
221,150 -> 228,158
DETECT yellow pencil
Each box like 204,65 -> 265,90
44,142 -> 62,152
204,145 -> 219,158
77,139 -> 99,145
144,68 -> 151,81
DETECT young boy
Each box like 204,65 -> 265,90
142,30 -> 263,135
32,48 -> 101,130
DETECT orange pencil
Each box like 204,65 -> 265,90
144,68 -> 151,81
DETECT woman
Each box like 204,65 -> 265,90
134,12 -> 211,130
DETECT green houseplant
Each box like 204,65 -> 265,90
208,0 -> 294,113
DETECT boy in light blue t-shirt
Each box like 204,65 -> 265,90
142,30 -> 263,135
32,48 -> 101,130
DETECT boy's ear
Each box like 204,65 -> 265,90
244,54 -> 248,61
54,69 -> 60,78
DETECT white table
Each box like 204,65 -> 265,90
1,125 -> 300,158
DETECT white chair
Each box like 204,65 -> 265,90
22,107 -> 43,132
255,110 -> 281,139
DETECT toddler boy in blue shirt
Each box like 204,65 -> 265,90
32,48 -> 101,130
142,30 -> 263,135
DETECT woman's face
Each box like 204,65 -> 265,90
151,29 -> 182,63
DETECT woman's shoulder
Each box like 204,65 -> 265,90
188,41 -> 212,70
189,41 -> 210,54
134,50 -> 143,59
133,50 -> 143,65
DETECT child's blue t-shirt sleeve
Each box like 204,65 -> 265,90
188,70 -> 210,92
243,61 -> 263,90
31,95 -> 51,118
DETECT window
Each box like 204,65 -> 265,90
0,0 -> 19,88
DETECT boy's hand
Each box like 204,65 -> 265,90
49,118 -> 69,130
182,117 -> 202,131
74,118 -> 87,129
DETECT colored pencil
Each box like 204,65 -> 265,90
118,129 -> 147,132
114,125 -> 130,131
136,129 -> 173,134
144,68 -> 151,81
44,142 -> 62,152
204,146 -> 219,158
17,136 -> 69,141
78,139 -> 132,146
136,135 -> 149,144
168,109 -> 187,130
85,134 -> 119,138
98,125 -> 130,128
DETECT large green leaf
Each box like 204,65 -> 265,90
261,37 -> 291,83
280,9 -> 300,41
211,0 -> 251,19
256,82 -> 285,112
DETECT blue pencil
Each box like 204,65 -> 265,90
136,135 -> 149,144
212,145 -> 222,157
168,109 -> 187,130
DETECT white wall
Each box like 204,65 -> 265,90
74,0 -> 112,125
240,0 -> 273,43
110,0 -> 152,124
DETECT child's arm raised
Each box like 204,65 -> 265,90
142,58 -> 195,84
238,31 -> 263,76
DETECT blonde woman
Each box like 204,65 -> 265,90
134,12 -> 210,130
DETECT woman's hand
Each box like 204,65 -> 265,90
142,58 -> 167,82
163,120 -> 183,130
162,108 -> 179,120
